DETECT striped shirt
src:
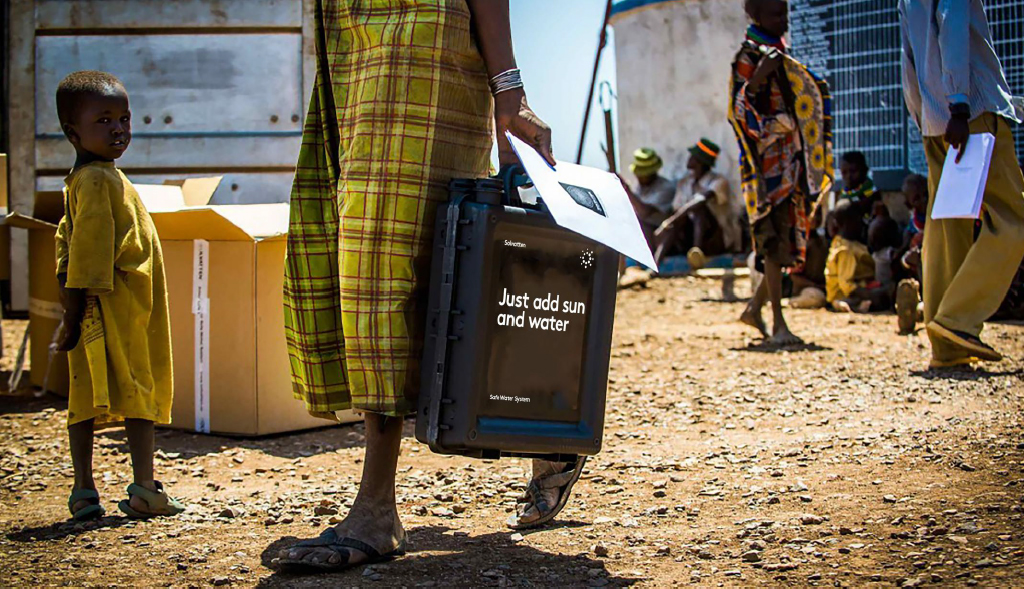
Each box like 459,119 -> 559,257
899,0 -> 1020,137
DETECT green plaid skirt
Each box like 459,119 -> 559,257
284,0 -> 493,418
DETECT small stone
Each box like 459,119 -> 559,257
799,495 -> 813,503
510,533 -> 524,542
883,495 -> 898,503
217,507 -> 242,519
741,550 -> 762,563
211,577 -> 231,586
975,559 -> 993,568
313,505 -> 338,516
800,514 -> 824,525
593,543 -> 610,557
653,490 -> 667,498
723,570 -> 742,577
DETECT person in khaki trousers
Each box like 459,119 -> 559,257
900,0 -> 1024,369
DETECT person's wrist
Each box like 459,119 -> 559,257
949,102 -> 971,120
493,87 -> 526,118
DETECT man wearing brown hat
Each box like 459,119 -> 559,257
654,138 -> 744,267
621,147 -> 677,248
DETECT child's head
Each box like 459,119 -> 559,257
744,0 -> 789,37
825,210 -> 839,239
839,151 -> 869,191
832,200 -> 862,241
56,71 -> 131,161
901,173 -> 928,212
867,215 -> 901,253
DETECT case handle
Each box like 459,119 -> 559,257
497,164 -> 531,207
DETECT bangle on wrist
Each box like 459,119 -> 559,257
489,68 -> 524,96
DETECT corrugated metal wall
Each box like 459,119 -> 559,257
6,0 -> 315,309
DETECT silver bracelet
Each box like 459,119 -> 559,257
489,68 -> 524,96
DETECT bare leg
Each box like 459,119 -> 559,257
69,419 -> 97,512
125,419 -> 159,513
281,413 -> 405,567
764,259 -> 802,345
740,269 -> 769,337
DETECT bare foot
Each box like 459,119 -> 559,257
833,299 -> 852,313
740,306 -> 769,338
279,503 -> 405,569
770,325 -> 804,346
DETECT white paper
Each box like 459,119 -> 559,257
192,239 -> 211,434
931,132 -> 996,220
506,132 -> 657,270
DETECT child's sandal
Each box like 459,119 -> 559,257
117,481 -> 186,519
68,488 -> 106,521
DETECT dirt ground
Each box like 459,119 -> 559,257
2,275 -> 1023,588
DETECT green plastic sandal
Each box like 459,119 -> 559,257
68,488 -> 106,521
117,481 -> 185,519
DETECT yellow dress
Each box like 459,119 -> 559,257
824,236 -> 875,304
55,161 -> 173,426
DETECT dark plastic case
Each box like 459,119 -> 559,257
415,168 -> 619,461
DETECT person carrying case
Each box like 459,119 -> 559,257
416,166 -> 619,462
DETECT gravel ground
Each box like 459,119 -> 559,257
1,275 -> 1023,588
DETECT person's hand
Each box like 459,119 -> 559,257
749,47 -> 784,92
494,88 -> 555,167
945,114 -> 971,163
56,317 -> 81,352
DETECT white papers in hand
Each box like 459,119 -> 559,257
931,132 -> 996,220
506,132 -> 657,270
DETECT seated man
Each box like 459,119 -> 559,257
826,200 -> 890,313
837,150 -> 882,230
620,147 -> 676,249
653,138 -> 744,268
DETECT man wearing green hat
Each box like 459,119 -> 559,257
621,147 -> 677,247
654,138 -> 745,267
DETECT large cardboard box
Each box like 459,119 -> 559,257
6,191 -> 69,395
147,199 -> 357,435
0,154 -> 10,282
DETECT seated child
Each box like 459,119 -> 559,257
825,200 -> 889,313
837,150 -> 881,232
867,204 -> 902,290
894,173 -> 928,334
54,71 -> 184,521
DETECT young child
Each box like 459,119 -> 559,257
867,205 -> 902,290
837,151 -> 881,233
895,173 -> 928,334
54,71 -> 183,521
825,200 -> 889,313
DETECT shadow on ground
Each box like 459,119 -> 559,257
6,514 -> 134,543
910,367 -> 1023,381
258,525 -> 639,587
731,341 -> 832,353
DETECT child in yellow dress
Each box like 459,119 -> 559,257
53,71 -> 183,521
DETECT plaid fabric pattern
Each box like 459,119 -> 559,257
728,25 -> 834,267
284,0 -> 494,418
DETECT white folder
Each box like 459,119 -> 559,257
931,132 -> 996,220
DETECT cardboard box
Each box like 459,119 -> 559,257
144,190 -> 357,435
6,191 -> 69,395
0,154 -> 10,281
7,177 -> 350,434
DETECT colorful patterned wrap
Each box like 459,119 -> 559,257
728,26 -> 833,266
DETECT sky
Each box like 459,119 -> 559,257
508,0 -> 619,169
